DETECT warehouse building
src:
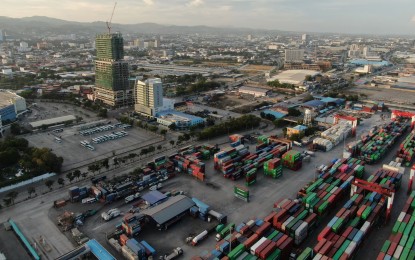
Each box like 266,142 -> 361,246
143,195 -> 195,230
301,100 -> 326,111
141,190 -> 168,206
30,115 -> 76,128
156,110 -> 205,129
238,86 -> 270,97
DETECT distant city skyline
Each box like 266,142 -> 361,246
2,0 -> 415,34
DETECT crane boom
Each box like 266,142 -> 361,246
106,2 -> 117,34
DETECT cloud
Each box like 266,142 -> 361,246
187,0 -> 204,7
143,0 -> 154,6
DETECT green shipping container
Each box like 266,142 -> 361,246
266,248 -> 281,260
228,244 -> 245,260
296,247 -> 313,260
381,240 -> 391,253
406,236 -> 415,249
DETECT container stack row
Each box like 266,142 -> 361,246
115,235 -> 156,260
305,168 -> 402,259
195,217 -> 294,260
316,157 -> 365,179
321,121 -> 352,146
312,138 -> 334,152
378,191 -> 415,259
281,150 -> 302,171
347,119 -> 408,164
172,154 -> 206,181
263,158 -> 282,179
397,130 -> 415,165
272,199 -> 319,245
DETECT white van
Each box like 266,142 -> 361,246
81,197 -> 97,204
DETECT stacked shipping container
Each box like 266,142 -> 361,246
378,191 -> 415,259
397,130 -> 415,164
264,158 -> 283,179
281,150 -> 302,171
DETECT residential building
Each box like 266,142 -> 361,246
285,49 -> 304,63
302,34 -> 309,43
134,78 -> 164,117
0,30 -> 3,42
94,33 -> 132,107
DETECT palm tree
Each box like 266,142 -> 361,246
7,191 -> 18,205
81,172 -> 88,179
66,172 -> 74,183
73,170 -> 81,181
27,186 -> 35,198
57,178 -> 65,187
45,180 -> 54,191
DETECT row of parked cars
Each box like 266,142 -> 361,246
79,124 -> 116,136
92,131 -> 128,144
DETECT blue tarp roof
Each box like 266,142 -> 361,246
86,239 -> 115,260
142,190 -> 167,205
302,100 -> 325,108
320,97 -> 337,103
263,110 -> 287,119
293,125 -> 308,131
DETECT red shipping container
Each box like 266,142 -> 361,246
119,234 -> 128,246
243,234 -> 259,248
387,242 -> 398,256
377,252 -> 386,260
334,236 -> 346,249
319,241 -> 333,255
255,222 -> 271,237
279,236 -> 293,259
318,227 -> 331,242
314,239 -> 327,254
264,212 -> 277,223
275,234 -> 288,248
336,208 -> 346,217
259,241 -> 277,259
255,239 -> 272,257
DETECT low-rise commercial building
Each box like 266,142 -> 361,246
156,110 -> 205,129
0,90 -> 26,122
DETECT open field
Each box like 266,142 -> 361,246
349,86 -> 415,105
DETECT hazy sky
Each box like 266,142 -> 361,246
2,0 -> 415,34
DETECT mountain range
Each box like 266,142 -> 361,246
0,16 -> 281,37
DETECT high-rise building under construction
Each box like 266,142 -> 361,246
94,33 -> 133,107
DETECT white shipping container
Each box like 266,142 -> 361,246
393,245 -> 403,259
345,241 -> 357,256
250,237 -> 267,255
312,253 -> 323,260
282,216 -> 295,232
398,212 -> 406,222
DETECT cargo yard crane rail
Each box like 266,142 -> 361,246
351,178 -> 395,222
391,110 -> 415,129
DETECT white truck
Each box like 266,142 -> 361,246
161,247 -> 183,260
125,193 -> 140,204
101,208 -> 120,221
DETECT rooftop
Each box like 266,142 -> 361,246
263,110 -> 287,119
156,110 -> 204,122
267,70 -> 320,85
239,86 -> 269,94
141,190 -> 167,205
0,90 -> 23,108
30,115 -> 76,128
143,195 -> 195,225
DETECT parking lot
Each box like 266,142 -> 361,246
25,124 -> 163,171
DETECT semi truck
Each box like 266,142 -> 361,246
161,247 -> 183,260
215,223 -> 235,241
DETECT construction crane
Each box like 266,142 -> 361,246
106,2 -> 117,34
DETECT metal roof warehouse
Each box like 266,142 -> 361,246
30,115 -> 76,128
143,195 -> 195,230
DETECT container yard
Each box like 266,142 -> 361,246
397,130 -> 415,166
346,119 -> 409,164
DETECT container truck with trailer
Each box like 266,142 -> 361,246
215,223 -> 235,241
161,247 -> 183,260
101,208 -> 120,221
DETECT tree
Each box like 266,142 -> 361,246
7,191 -> 18,205
66,172 -> 75,183
113,158 -> 119,168
27,186 -> 35,198
302,94 -> 314,102
160,129 -> 167,135
57,178 -> 65,187
168,123 -> 177,130
305,75 -> 313,81
98,108 -> 108,118
169,140 -> 175,147
102,158 -> 110,170
3,198 -> 11,207
45,180 -> 54,191
10,123 -> 22,135
73,169 -> 81,181
273,118 -> 287,128
288,108 -> 301,117
81,172 -> 88,179
157,145 -> 162,150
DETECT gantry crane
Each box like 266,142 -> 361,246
106,2 -> 117,34
351,178 -> 395,223
333,114 -> 358,136
391,110 -> 415,129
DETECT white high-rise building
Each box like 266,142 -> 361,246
247,34 -> 252,41
0,30 -> 3,42
285,49 -> 304,63
301,34 -> 309,43
134,78 -> 164,117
